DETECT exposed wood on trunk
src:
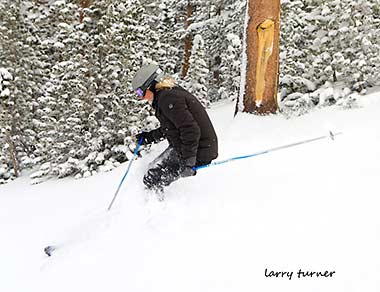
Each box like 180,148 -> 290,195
182,2 -> 194,78
79,0 -> 92,23
243,0 -> 280,114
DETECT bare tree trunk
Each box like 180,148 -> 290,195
79,0 -> 92,23
5,131 -> 19,178
243,0 -> 280,114
182,1 -> 193,78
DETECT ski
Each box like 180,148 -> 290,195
44,245 -> 56,257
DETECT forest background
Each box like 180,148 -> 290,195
0,0 -> 379,184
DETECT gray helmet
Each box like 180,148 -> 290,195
132,64 -> 164,96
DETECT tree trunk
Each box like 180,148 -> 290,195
181,1 -> 193,78
5,131 -> 19,178
243,0 -> 280,114
79,0 -> 92,23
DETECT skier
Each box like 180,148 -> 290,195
132,64 -> 218,192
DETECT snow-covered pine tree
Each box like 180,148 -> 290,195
330,0 -> 380,92
141,0 -> 246,104
75,0 -> 154,177
279,0 -> 313,94
35,0 -> 92,179
217,0 -> 245,103
24,0 -> 153,181
148,0 -> 181,76
197,1 -> 224,102
20,1 -> 77,182
48,0 -> 150,179
279,0 -> 380,115
185,34 -> 209,106
0,68 -> 15,184
0,0 -> 42,181
173,0 -> 210,80
219,32 -> 243,102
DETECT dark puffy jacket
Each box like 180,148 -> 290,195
151,86 -> 218,163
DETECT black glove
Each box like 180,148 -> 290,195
179,157 -> 197,178
136,129 -> 164,146
136,131 -> 155,146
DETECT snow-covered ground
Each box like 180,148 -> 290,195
1,90 -> 379,292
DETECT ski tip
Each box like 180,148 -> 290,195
44,245 -> 56,257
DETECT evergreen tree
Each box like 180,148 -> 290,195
0,68 -> 15,184
279,0 -> 380,115
198,0 -> 225,102
42,0 -> 154,179
149,0 -> 181,76
0,0 -> 41,180
219,32 -> 243,102
185,34 -> 209,106
217,0 -> 245,103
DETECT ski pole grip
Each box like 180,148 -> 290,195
137,130 -> 145,146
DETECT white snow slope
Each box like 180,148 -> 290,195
1,90 -> 380,292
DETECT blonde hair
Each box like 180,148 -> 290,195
155,76 -> 176,90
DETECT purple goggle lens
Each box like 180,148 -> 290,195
136,88 -> 144,97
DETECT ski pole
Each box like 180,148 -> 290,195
194,131 -> 342,171
107,135 -> 144,211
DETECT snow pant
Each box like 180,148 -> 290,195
143,147 -> 210,192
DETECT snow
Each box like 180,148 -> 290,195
0,166 -> 6,176
186,19 -> 217,32
53,42 -> 65,49
0,87 -> 10,97
0,68 -> 12,80
226,33 -> 241,47
1,91 -> 380,292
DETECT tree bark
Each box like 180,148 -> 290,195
243,0 -> 280,114
5,131 -> 19,178
181,1 -> 193,78
79,0 -> 92,23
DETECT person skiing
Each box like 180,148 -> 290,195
132,64 -> 218,192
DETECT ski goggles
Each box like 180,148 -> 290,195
136,88 -> 145,97
135,71 -> 161,97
